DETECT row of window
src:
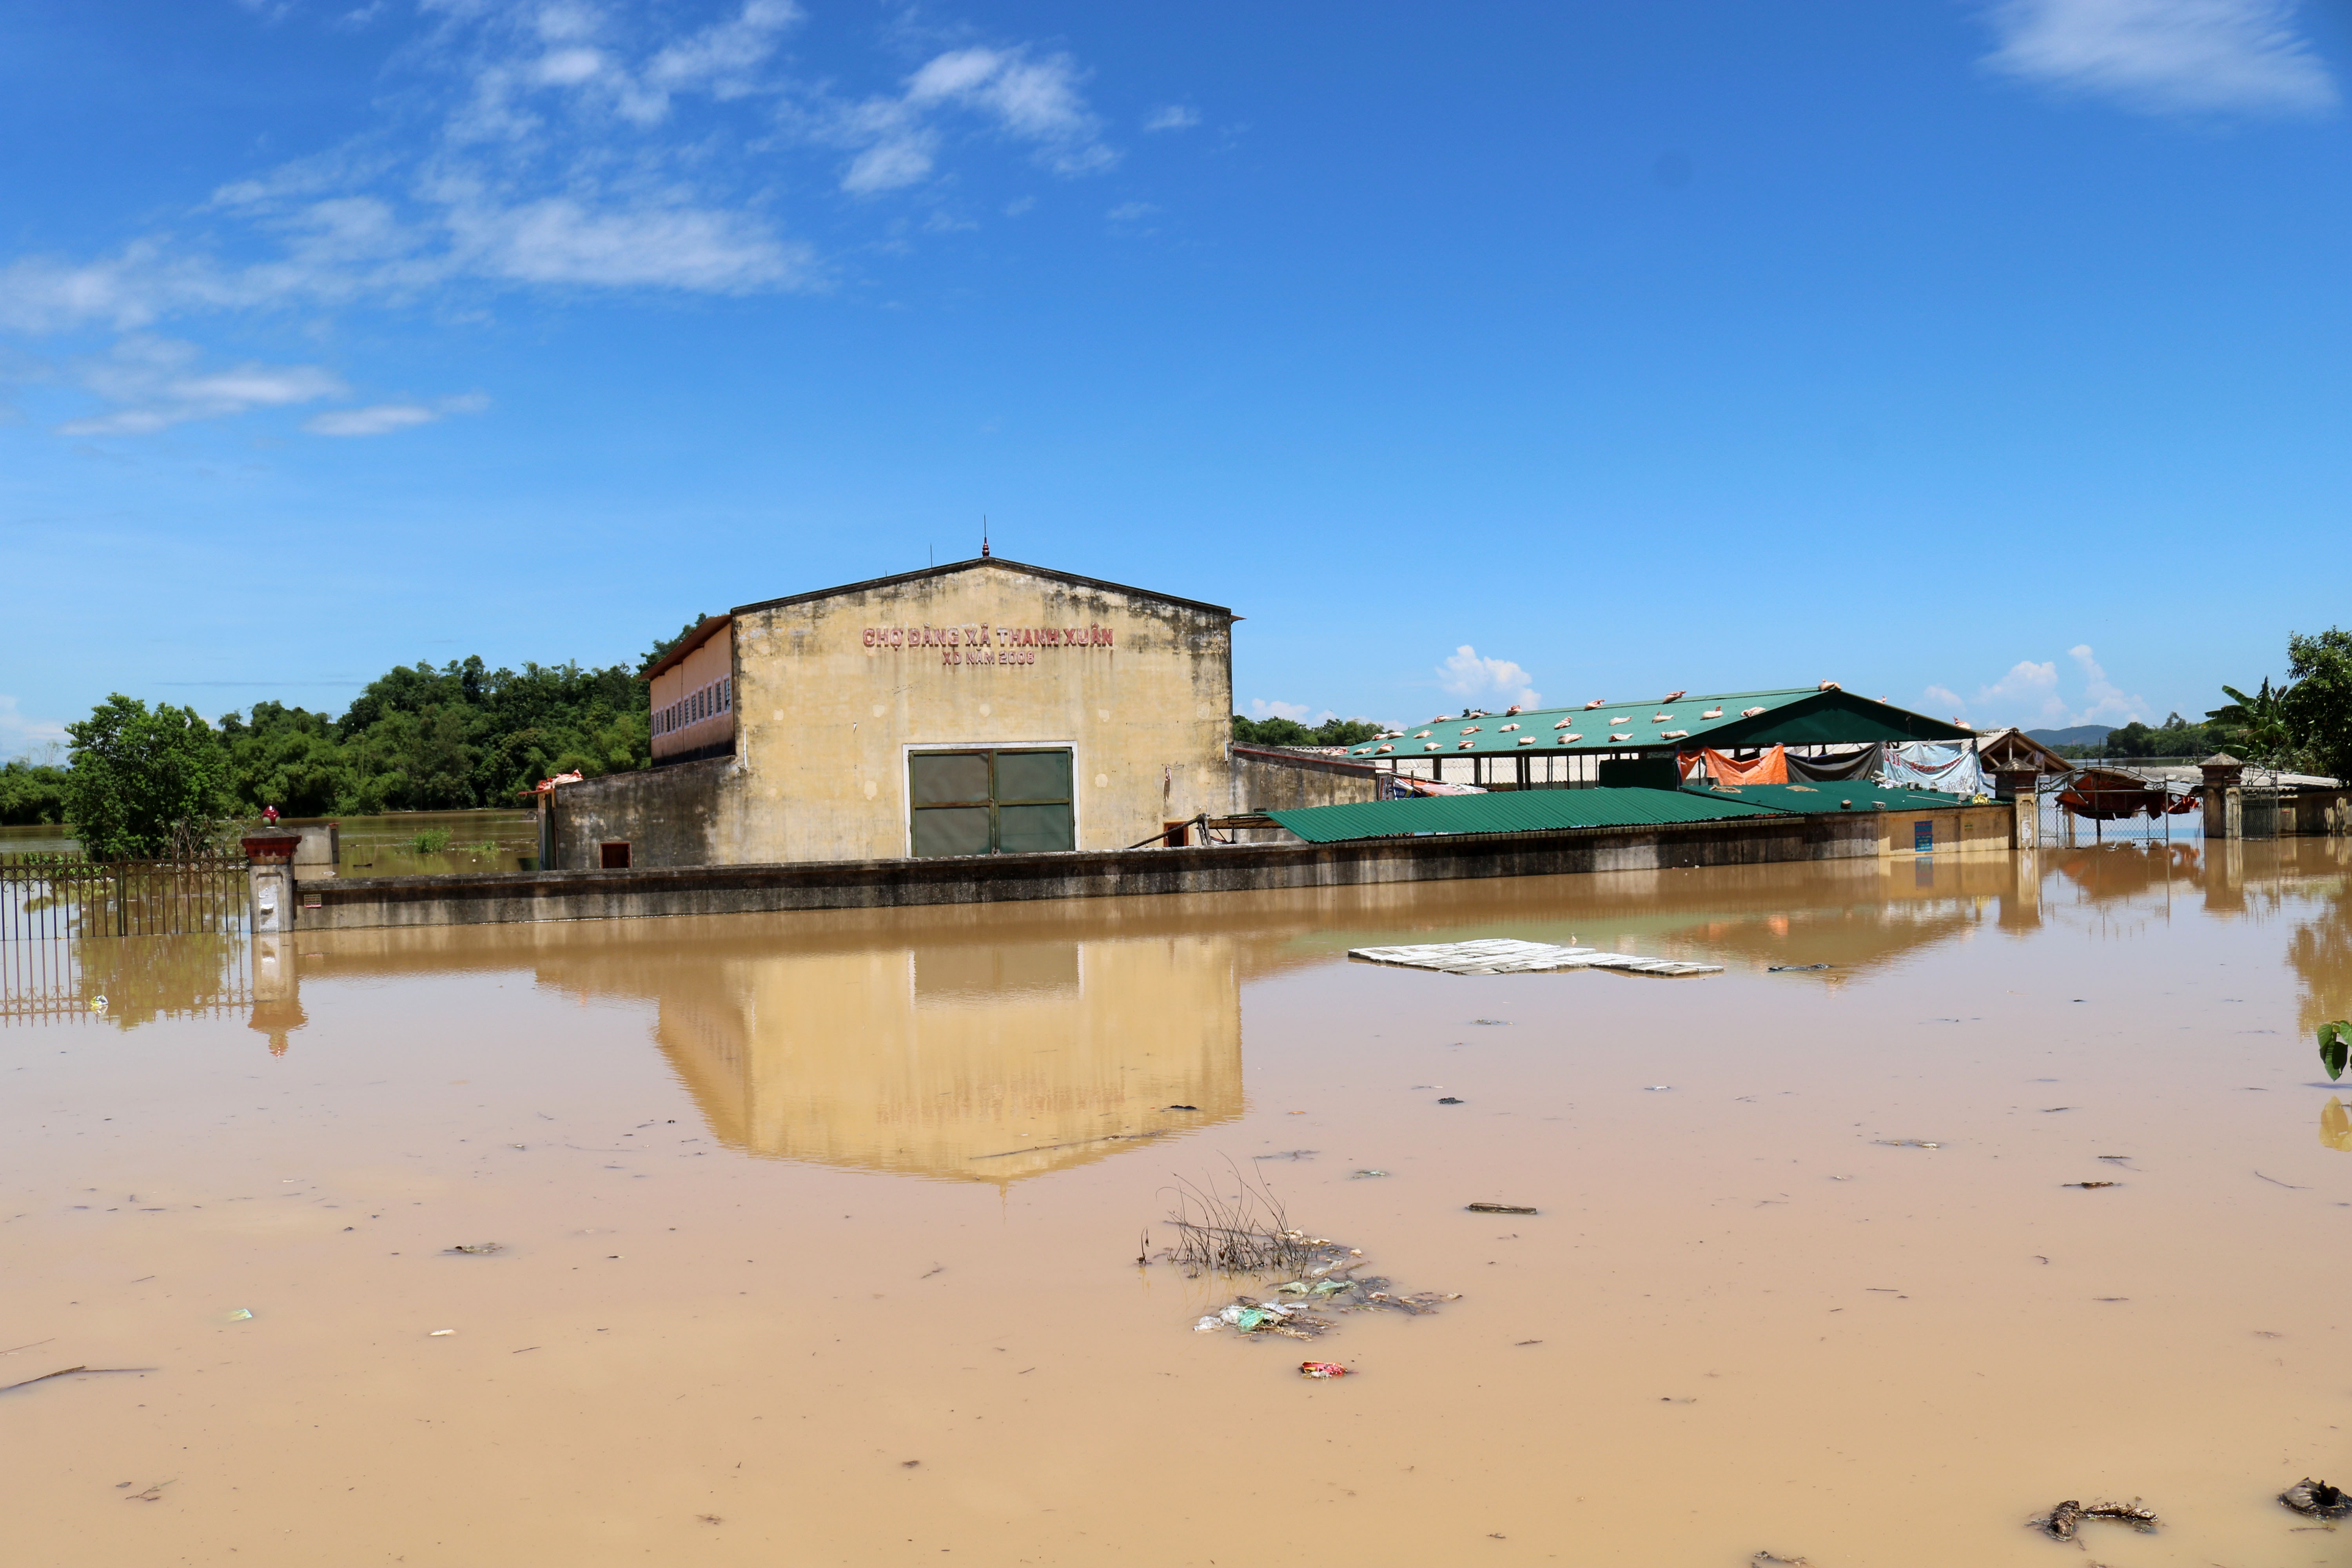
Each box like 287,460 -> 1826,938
654,677 -> 732,738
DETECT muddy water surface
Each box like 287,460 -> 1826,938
5,844 -> 2352,1567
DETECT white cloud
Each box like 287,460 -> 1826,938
1436,645 -> 1540,710
836,45 -> 1115,194
1249,698 -> 1310,722
0,1 -> 1112,433
1929,647 -> 2149,727
443,195 -> 804,289
1984,0 -> 2337,115
1106,201 -> 1158,223
304,391 -> 486,437
0,695 -> 69,759
1143,105 -> 1199,132
55,337 -> 346,435
2068,643 -> 2148,724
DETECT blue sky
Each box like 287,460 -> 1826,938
3,0 -> 2348,750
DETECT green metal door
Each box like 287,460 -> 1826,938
908,749 -> 1075,857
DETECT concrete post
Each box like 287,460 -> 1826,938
241,831 -> 301,934
2200,753 -> 2245,839
2011,792 -> 2037,851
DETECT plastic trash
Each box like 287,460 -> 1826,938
224,1308 -> 253,1322
88,995 -> 108,1014
1350,1169 -> 1390,1178
1466,1203 -> 1537,1215
1299,1361 -> 1349,1378
444,1243 -> 503,1255
1437,1096 -> 1464,1105
428,1328 -> 456,1337
2280,1478 -> 2351,1519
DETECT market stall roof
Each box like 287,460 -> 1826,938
1263,786 -> 1783,844
1340,686 -> 1973,761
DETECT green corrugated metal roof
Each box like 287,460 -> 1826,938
1677,782 -> 1976,814
1339,687 -> 1974,761
1264,786 -> 1785,844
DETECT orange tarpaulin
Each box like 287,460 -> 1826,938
1676,745 -> 1788,786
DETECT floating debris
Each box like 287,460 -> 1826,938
1350,1169 -> 1390,1179
1348,939 -> 1722,977
1766,964 -> 1831,973
1299,1361 -> 1349,1379
2067,1181 -> 2116,1189
2281,1478 -> 2351,1519
1750,1554 -> 1809,1568
444,1242 -> 503,1256
1465,1203 -> 1538,1215
1252,1150 -> 1317,1162
1437,1096 -> 1465,1105
1164,1104 -> 1199,1111
224,1308 -> 254,1322
1874,1139 -> 1941,1149
2032,1499 -> 2159,1540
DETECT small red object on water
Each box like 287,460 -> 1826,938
1299,1361 -> 1348,1379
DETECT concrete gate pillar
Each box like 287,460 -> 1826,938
242,831 -> 301,935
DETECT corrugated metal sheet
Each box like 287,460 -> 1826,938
1679,782 -> 1976,813
1340,687 -> 1974,761
1264,787 -> 1784,844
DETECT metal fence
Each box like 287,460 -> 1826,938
0,854 -> 249,941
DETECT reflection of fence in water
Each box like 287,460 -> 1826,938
0,855 -> 249,941
2,856 -> 253,1024
1,932 -> 254,1024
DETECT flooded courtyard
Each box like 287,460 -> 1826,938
5,843 -> 2351,1566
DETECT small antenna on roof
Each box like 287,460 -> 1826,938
981,516 -> 989,558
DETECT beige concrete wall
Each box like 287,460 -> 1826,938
650,623 -> 735,762
724,561 -> 1233,863
1871,801 -> 2015,856
651,930 -> 1242,1183
1229,747 -> 1383,814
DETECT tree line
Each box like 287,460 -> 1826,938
3,619 -> 707,858
2051,629 -> 2352,779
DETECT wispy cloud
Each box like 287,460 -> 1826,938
1248,698 -> 1310,722
1143,104 -> 1199,132
0,2 -> 1122,432
1984,0 -> 2337,116
305,391 -> 488,437
835,45 -> 1115,194
56,337 -> 346,435
1436,645 -> 1540,710
0,695 -> 70,759
1928,644 -> 2146,728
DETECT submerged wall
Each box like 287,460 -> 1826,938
297,800 -> 2018,930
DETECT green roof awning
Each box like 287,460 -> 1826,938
1264,787 -> 1784,844
1341,687 -> 1974,762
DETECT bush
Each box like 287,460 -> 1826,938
62,695 -> 230,860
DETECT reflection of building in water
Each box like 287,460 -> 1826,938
653,930 -> 1241,1183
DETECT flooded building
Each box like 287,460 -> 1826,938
554,556 -> 1241,868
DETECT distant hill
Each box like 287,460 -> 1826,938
2025,725 -> 2114,748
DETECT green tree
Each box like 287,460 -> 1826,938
0,758 -> 71,825
2103,713 -> 2216,759
1231,714 -> 1389,748
62,695 -> 230,859
2285,628 -> 2352,784
2208,679 -> 2301,768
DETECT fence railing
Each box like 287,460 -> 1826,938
0,854 -> 249,941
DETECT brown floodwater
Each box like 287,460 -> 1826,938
5,842 -> 2352,1566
